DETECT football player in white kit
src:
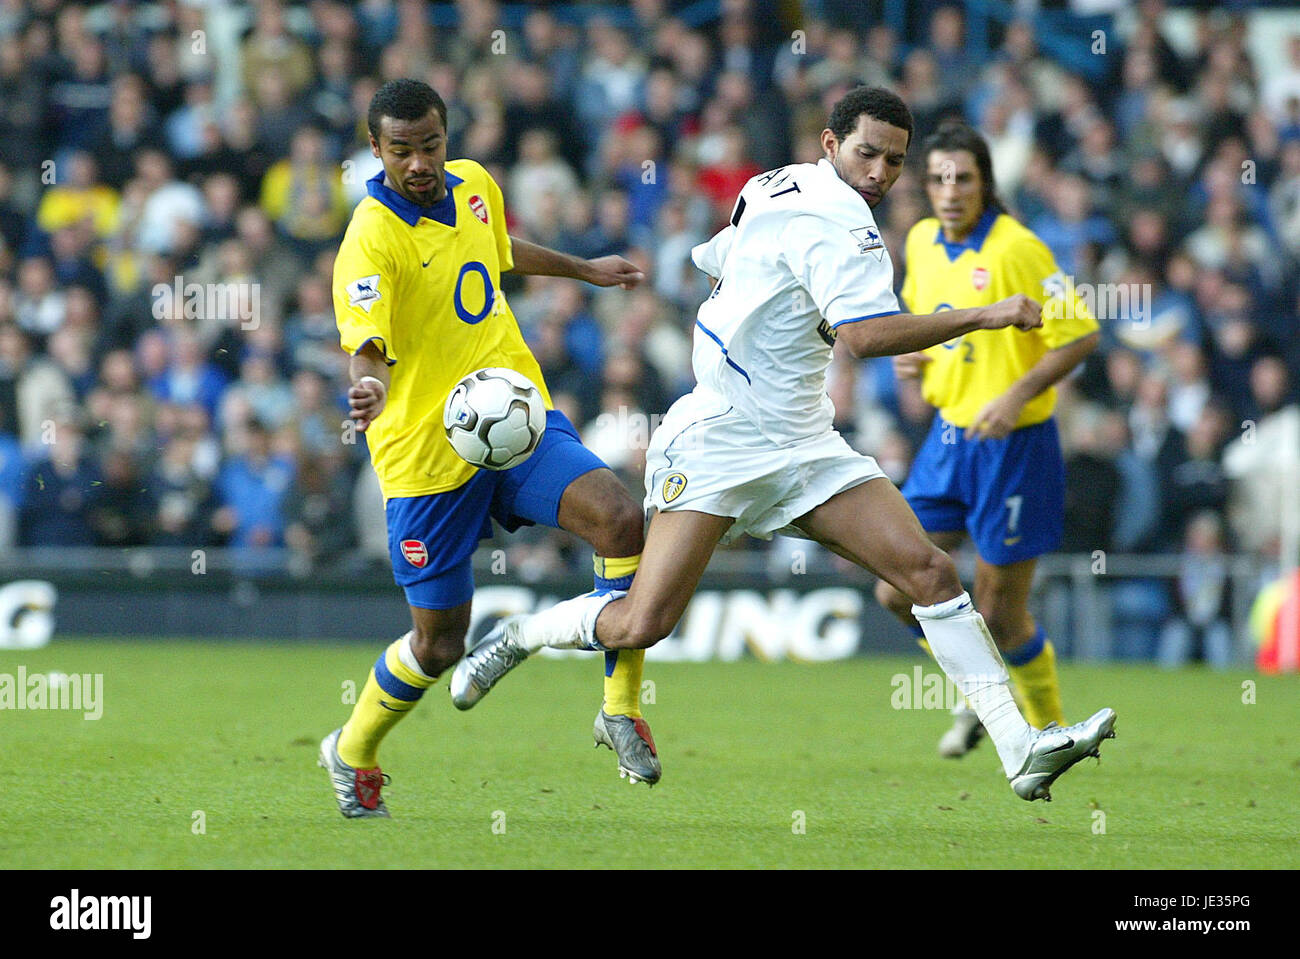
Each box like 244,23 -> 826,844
451,87 -> 1116,801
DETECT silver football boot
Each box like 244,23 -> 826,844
594,710 -> 662,786
318,728 -> 391,818
938,700 -> 986,758
449,615 -> 529,710
1009,707 -> 1116,801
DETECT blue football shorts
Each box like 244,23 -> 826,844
385,410 -> 607,609
902,415 -> 1065,565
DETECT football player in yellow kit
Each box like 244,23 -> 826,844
320,79 -> 657,817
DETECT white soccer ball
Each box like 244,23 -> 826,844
443,367 -> 547,470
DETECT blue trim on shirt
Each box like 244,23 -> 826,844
934,208 -> 999,262
353,335 -> 396,366
367,168 -> 465,227
830,309 -> 900,329
694,320 -> 751,384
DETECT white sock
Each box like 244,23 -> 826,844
398,631 -> 434,680
912,591 -> 1033,777
517,591 -> 625,652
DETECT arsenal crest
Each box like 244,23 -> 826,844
972,266 -> 989,290
401,539 -> 429,568
469,195 -> 488,224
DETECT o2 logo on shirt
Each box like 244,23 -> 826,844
454,261 -> 498,324
469,195 -> 488,224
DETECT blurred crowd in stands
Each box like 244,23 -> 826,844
0,0 -> 1297,660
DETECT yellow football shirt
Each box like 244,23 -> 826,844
333,158 -> 551,499
900,209 -> 1097,430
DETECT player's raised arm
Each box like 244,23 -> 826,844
836,294 -> 1043,360
507,235 -> 644,289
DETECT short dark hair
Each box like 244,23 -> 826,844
367,78 -> 448,142
826,86 -> 914,147
921,121 -> 1006,214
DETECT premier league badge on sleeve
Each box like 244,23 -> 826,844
346,275 -> 382,313
850,226 -> 885,260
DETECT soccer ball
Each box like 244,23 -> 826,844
443,367 -> 547,470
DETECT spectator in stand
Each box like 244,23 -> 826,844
0,419 -> 22,547
90,74 -> 162,191
285,274 -> 347,380
130,148 -> 204,257
93,446 -> 155,547
503,59 -> 584,173
696,125 -> 760,230
1030,173 -> 1116,280
148,327 -> 227,422
220,349 -> 295,433
0,322 -> 73,449
212,417 -> 294,549
285,448 -> 357,568
522,9 -> 582,105
1222,356 -> 1300,556
574,19 -> 647,153
1060,407 -> 1122,554
1157,511 -> 1234,669
508,128 -> 579,237
259,124 -> 348,261
0,29 -> 50,174
46,323 -> 95,401
18,410 -> 102,546
13,257 -> 66,339
48,32 -> 112,152
35,151 -> 119,242
928,6 -> 978,105
286,368 -> 344,458
1160,399 -> 1231,548
242,0 -> 315,108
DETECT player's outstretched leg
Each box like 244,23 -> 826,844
803,478 -> 1115,801
875,533 -> 992,758
973,556 -> 1066,731
448,589 -> 662,784
449,589 -> 621,709
452,510 -> 732,787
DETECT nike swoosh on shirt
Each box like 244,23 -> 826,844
421,256 -> 434,267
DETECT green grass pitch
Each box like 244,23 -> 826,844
6,639 -> 1299,869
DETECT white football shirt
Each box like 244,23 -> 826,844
689,158 -> 899,445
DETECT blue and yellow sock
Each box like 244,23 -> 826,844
595,554 -> 642,718
337,633 -> 436,769
1004,626 -> 1064,730
910,624 -> 930,656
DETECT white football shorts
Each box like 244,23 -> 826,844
643,388 -> 886,545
